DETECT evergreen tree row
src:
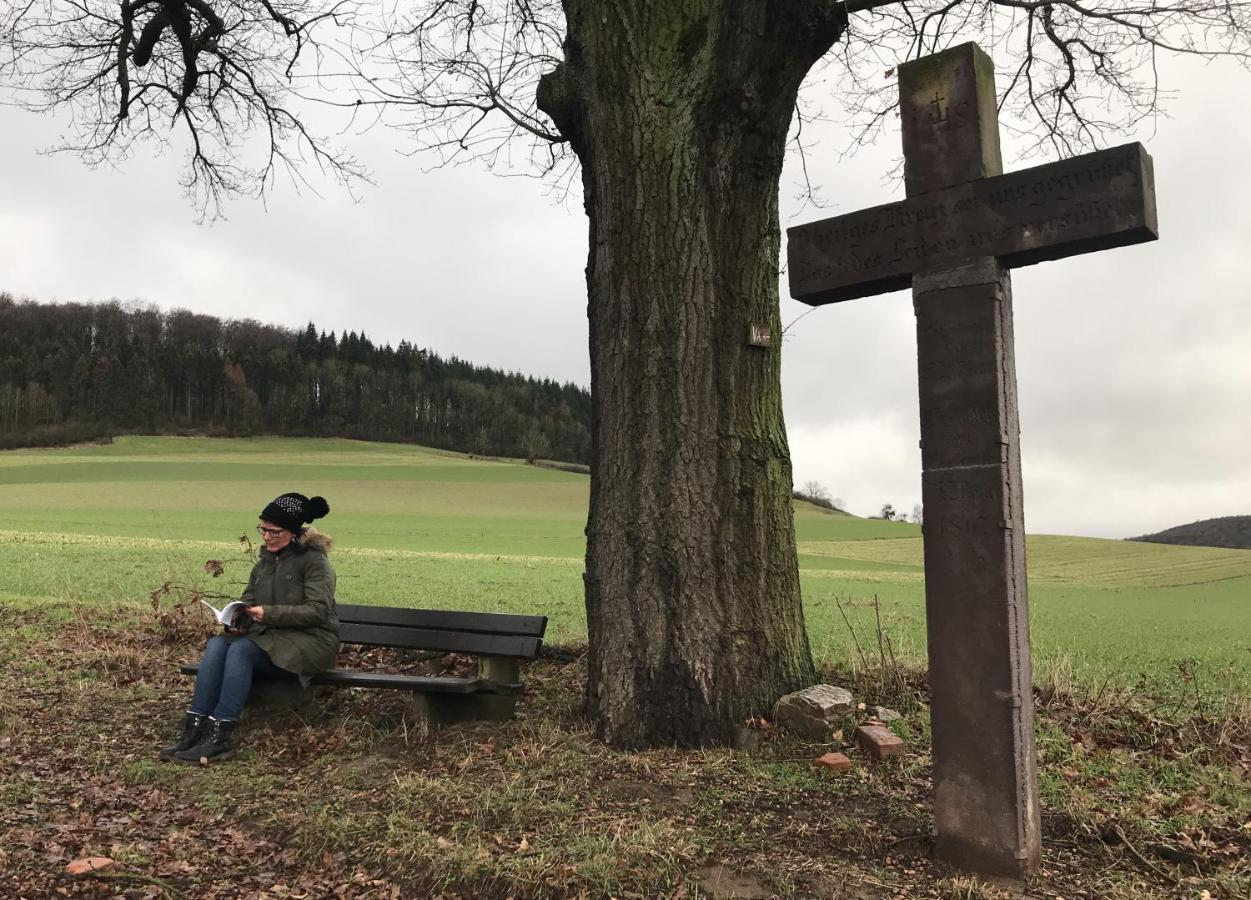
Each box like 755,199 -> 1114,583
0,294 -> 591,462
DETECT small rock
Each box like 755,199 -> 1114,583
815,751 -> 852,772
730,725 -> 762,752
65,857 -> 115,876
866,705 -> 902,723
774,684 -> 854,740
855,721 -> 906,759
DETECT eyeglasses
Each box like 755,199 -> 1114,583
256,525 -> 287,537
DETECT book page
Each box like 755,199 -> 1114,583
199,599 -> 249,626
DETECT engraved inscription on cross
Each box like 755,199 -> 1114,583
786,43 -> 1157,878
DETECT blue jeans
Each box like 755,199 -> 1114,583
189,635 -> 295,720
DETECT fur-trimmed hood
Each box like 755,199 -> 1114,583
297,526 -> 333,554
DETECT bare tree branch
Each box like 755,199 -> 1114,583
0,0 -> 369,216
340,0 -> 571,178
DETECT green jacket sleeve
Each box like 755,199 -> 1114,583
238,562 -> 259,604
261,554 -> 335,630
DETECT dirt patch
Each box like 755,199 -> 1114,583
601,776 -> 696,809
695,863 -> 773,899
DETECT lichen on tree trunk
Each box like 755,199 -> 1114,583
539,1 -> 846,748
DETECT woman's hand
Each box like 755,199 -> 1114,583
245,605 -> 264,622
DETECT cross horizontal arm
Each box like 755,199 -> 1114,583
788,142 -> 1157,306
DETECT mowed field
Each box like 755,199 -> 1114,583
1,435 -> 1248,697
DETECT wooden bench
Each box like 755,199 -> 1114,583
180,603 -> 548,723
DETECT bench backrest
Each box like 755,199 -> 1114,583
335,603 -> 547,659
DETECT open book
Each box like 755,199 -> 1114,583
199,599 -> 251,627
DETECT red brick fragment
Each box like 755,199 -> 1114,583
855,721 -> 905,759
65,857 -> 115,876
815,751 -> 853,772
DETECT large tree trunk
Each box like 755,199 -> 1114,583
539,2 -> 845,747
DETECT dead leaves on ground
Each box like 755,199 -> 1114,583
0,612 -> 1247,898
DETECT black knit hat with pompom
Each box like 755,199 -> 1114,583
259,493 -> 330,534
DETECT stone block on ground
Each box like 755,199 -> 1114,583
815,751 -> 853,772
855,720 -> 906,759
774,684 -> 854,740
866,704 -> 902,723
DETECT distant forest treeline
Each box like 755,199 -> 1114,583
1128,516 -> 1251,551
0,294 -> 591,462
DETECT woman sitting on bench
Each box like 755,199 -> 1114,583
160,492 -> 340,764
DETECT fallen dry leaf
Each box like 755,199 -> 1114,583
64,856 -> 115,876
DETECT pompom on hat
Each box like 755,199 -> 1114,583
260,493 -> 330,534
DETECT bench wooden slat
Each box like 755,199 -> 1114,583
338,621 -> 541,658
178,664 -> 522,694
335,604 -> 547,638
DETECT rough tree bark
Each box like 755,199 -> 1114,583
538,1 -> 846,748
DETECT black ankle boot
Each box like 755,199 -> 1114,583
159,712 -> 207,760
173,717 -> 239,765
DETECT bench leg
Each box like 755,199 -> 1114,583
395,656 -> 522,724
479,657 -> 520,685
246,677 -> 312,712
418,692 -> 518,724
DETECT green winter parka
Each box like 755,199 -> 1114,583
228,528 -> 339,684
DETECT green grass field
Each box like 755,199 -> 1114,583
2,435 -> 1248,696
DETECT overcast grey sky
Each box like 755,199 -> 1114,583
1,50 -> 1247,539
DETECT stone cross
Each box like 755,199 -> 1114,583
787,44 -> 1157,877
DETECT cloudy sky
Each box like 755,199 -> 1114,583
1,45 -> 1247,539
